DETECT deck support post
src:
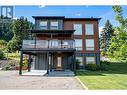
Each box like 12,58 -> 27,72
47,52 -> 49,74
74,52 -> 76,75
28,55 -> 31,72
19,50 -> 23,75
50,53 -> 52,72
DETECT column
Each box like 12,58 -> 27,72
19,50 -> 23,75
47,52 -> 49,74
28,55 -> 31,72
74,52 -> 76,75
50,53 -> 52,72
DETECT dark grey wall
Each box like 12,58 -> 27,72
35,53 -> 47,70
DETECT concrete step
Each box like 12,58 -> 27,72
48,70 -> 75,77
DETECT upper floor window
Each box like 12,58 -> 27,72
86,39 -> 94,51
85,24 -> 94,35
39,21 -> 47,29
73,24 -> 82,35
51,21 -> 58,30
75,39 -> 82,50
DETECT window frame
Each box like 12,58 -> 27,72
50,20 -> 59,30
85,39 -> 95,51
76,57 -> 84,66
85,23 -> 94,35
75,39 -> 82,51
73,24 -> 82,35
39,20 -> 48,30
86,56 -> 96,64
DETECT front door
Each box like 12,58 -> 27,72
56,55 -> 62,70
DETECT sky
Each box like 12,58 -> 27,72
13,6 -> 127,31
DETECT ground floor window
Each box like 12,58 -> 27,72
86,57 -> 95,64
76,57 -> 83,66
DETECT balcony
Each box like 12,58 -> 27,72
22,40 -> 75,50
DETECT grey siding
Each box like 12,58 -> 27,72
35,53 -> 47,70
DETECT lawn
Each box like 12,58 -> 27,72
77,62 -> 127,89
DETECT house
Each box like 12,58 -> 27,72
19,16 -> 101,75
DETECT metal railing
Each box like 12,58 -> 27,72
22,40 -> 75,49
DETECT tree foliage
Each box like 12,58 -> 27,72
0,18 -> 14,42
7,17 -> 33,52
100,20 -> 113,52
107,6 -> 127,62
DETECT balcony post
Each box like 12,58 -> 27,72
28,55 -> 31,72
47,52 -> 49,74
61,40 -> 62,48
19,50 -> 23,75
74,51 -> 76,75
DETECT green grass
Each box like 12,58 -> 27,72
77,62 -> 127,89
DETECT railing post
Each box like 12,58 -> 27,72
61,40 -> 62,48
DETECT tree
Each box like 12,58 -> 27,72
7,17 -> 33,52
0,40 -> 7,50
100,20 -> 113,52
107,6 -> 127,62
0,19 -> 14,42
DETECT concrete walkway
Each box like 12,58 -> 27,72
0,71 -> 83,89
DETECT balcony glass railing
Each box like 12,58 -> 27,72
22,40 -> 75,49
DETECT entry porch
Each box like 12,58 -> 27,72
19,49 -> 76,76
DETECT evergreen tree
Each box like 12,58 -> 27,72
0,18 -> 14,42
7,17 -> 33,52
100,20 -> 113,52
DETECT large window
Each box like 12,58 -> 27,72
39,21 -> 47,29
73,24 -> 82,35
86,57 -> 95,64
75,39 -> 82,50
51,21 -> 58,30
86,39 -> 94,51
76,57 -> 83,66
85,24 -> 94,35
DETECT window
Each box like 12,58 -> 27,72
85,24 -> 94,35
75,39 -> 82,50
76,57 -> 83,66
39,21 -> 47,29
86,57 -> 95,64
86,39 -> 94,50
73,24 -> 82,35
51,21 -> 58,29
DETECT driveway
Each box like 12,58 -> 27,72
0,71 -> 83,89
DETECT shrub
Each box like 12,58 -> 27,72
85,63 -> 108,71
85,64 -> 100,71
76,59 -> 81,69
23,57 -> 28,68
0,49 -> 5,59
100,61 -> 110,65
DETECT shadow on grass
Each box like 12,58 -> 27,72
77,62 -> 127,76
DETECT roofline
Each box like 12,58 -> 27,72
64,18 -> 101,21
32,16 -> 101,20
32,16 -> 65,19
